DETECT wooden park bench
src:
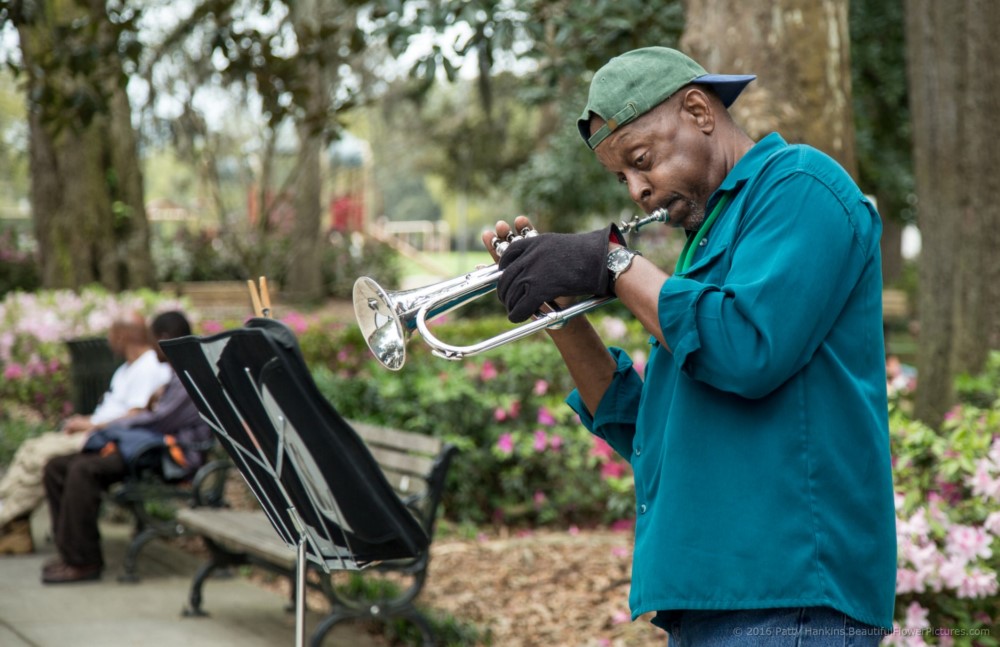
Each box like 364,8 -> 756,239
177,420 -> 457,647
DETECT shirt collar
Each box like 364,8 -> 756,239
715,132 -> 786,195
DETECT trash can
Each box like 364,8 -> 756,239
65,337 -> 121,415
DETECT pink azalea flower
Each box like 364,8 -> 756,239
601,461 -> 626,480
537,406 -> 555,426
496,433 -> 514,454
533,379 -> 548,396
967,460 -> 1000,501
611,610 -> 630,625
508,400 -> 521,418
282,311 -> 309,334
567,525 -> 580,536
896,568 -> 922,595
946,524 -> 993,562
3,362 -> 24,379
533,430 -> 547,452
533,490 -> 546,507
632,350 -> 648,376
610,519 -> 633,533
984,512 -> 1000,535
494,407 -> 507,422
201,319 -> 224,334
479,360 -> 498,381
904,602 -> 929,631
549,435 -> 564,451
957,568 -> 999,599
590,438 -> 614,460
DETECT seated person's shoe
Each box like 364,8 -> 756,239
41,562 -> 102,584
0,518 -> 34,555
41,557 -> 67,576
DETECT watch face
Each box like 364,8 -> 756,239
608,248 -> 633,272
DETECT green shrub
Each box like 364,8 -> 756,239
0,410 -> 49,466
889,369 -> 1000,643
322,233 -> 399,299
309,312 -> 649,528
0,227 -> 40,298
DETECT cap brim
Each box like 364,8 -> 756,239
692,74 -> 757,107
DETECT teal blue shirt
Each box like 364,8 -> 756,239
568,133 -> 896,629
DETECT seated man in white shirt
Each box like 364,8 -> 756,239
0,312 -> 171,554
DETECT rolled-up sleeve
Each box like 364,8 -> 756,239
566,346 -> 643,460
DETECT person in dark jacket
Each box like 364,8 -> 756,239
40,311 -> 211,584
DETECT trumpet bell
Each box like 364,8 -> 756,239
353,276 -> 407,370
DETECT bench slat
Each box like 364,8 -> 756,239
350,421 -> 443,456
366,447 -> 436,479
178,508 -> 296,569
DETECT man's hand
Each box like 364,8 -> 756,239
61,414 -> 94,435
482,220 -> 617,323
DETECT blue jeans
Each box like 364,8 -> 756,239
663,607 -> 886,646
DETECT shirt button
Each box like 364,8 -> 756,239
699,238 -> 708,247
634,446 -> 641,456
639,504 -> 647,514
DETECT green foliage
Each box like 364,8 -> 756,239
504,113 -> 635,232
0,410 -> 48,466
955,352 -> 1000,410
152,228 -> 248,283
0,227 -> 40,297
322,233 -> 400,299
151,225 -> 397,300
850,0 -> 914,223
335,573 -> 490,646
368,0 -> 686,231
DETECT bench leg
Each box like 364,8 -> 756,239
181,560 -> 219,617
118,526 -> 163,583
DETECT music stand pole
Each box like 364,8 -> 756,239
289,508 -> 308,647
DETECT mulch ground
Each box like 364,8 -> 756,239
415,527 -> 664,646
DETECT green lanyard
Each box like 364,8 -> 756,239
674,192 -> 731,275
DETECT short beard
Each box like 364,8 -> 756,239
680,199 -> 706,233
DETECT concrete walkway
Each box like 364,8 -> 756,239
0,512 -> 382,647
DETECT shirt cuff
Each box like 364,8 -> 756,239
566,347 -> 643,459
659,277 -> 716,373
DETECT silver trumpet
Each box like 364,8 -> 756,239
353,209 -> 669,370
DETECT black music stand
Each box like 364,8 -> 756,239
160,318 -> 429,647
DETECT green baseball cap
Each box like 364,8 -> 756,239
578,47 -> 756,150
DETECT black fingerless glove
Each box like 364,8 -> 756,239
496,225 -> 619,323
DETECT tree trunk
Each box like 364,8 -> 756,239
15,0 -> 153,291
681,0 -> 857,176
905,0 -> 1000,424
284,0 -> 332,302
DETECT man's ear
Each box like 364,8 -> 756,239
680,88 -> 715,134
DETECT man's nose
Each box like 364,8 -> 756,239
625,173 -> 652,205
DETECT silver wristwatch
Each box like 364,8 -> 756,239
607,247 -> 640,284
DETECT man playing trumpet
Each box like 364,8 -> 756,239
482,47 -> 895,646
